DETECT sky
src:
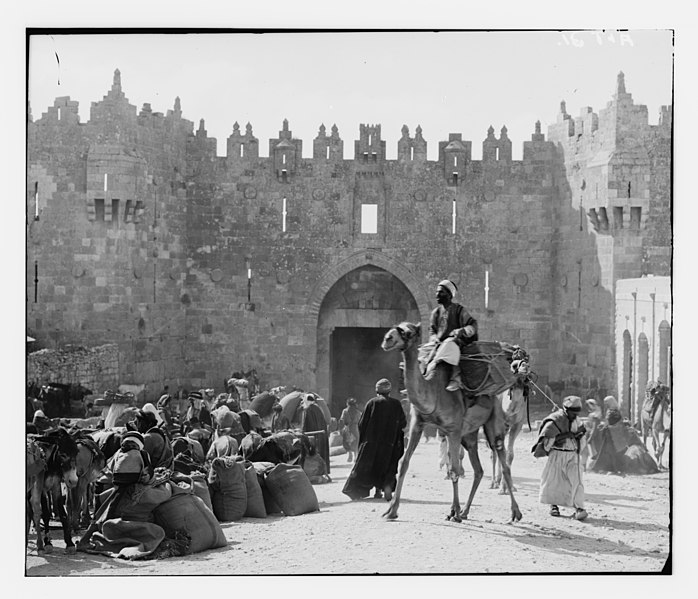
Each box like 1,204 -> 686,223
28,30 -> 674,160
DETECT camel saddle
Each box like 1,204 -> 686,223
419,340 -> 517,397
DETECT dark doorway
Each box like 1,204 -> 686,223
330,327 -> 401,417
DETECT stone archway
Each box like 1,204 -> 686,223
307,253 -> 429,415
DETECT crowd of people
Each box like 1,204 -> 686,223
28,278 -> 670,546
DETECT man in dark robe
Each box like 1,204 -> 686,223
301,393 -> 330,474
342,378 -> 407,501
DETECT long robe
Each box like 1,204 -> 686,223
342,394 -> 407,499
536,409 -> 585,509
302,403 -> 330,474
339,405 -> 362,453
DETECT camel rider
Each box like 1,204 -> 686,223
644,381 -> 668,421
425,279 -> 478,392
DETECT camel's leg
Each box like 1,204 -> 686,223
659,431 -> 669,468
458,431 -> 483,520
489,447 -> 499,489
382,420 -> 424,520
652,428 -> 663,470
482,418 -> 522,523
445,431 -> 465,522
499,422 -> 522,495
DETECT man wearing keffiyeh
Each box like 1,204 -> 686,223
425,279 -> 479,392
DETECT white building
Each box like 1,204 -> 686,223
615,276 -> 671,424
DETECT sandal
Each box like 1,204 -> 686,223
549,505 -> 560,517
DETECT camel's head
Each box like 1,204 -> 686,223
381,322 -> 421,352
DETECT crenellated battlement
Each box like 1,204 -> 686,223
26,68 -> 671,408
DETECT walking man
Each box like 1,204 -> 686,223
342,379 -> 407,501
534,395 -> 588,520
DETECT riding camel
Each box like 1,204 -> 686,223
381,322 -> 522,523
490,380 -> 528,494
641,382 -> 671,469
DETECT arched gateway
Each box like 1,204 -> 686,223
306,252 -> 431,416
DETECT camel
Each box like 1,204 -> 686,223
641,384 -> 671,469
490,382 -> 528,494
381,322 -> 522,523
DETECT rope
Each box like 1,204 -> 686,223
530,380 -> 559,409
459,352 -> 513,395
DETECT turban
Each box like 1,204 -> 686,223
603,395 -> 619,411
562,395 -> 582,410
121,431 -> 145,450
375,378 -> 392,394
141,403 -> 164,426
437,279 -> 457,299
188,391 -> 203,400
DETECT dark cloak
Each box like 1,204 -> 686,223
342,394 -> 407,499
302,402 -> 331,474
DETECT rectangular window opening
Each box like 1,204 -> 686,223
452,199 -> 457,235
410,147 -> 414,161
630,206 -> 642,229
111,199 -> 120,226
282,197 -> 287,232
103,173 -> 108,192
34,182 -> 39,220
57,107 -> 61,120
281,170 -> 288,183
627,181 -> 632,198
363,152 -> 368,163
495,147 -> 500,160
368,134 -> 372,146
134,200 -> 144,223
361,204 -> 378,234
94,199 -> 105,222
598,207 -> 609,230
452,172 -> 458,186
613,206 -> 624,229
124,200 -> 133,222
453,156 -> 457,167
282,154 -> 287,165
326,146 -> 330,160
240,144 -> 244,158
371,152 -> 377,162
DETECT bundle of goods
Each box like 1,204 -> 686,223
153,482 -> 227,555
263,463 -> 319,516
208,456 -> 248,522
458,342 -> 518,398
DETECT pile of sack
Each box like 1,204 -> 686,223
208,457 -> 319,520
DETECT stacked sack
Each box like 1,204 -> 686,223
208,457 -> 320,519
207,456 -> 267,520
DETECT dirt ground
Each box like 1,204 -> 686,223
25,425 -> 671,579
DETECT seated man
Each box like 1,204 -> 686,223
425,279 -> 478,392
